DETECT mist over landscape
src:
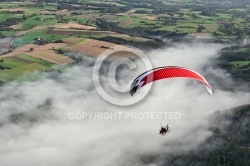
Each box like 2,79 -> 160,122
0,40 -> 249,166
0,0 -> 250,165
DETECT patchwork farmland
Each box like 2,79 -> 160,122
0,0 -> 249,83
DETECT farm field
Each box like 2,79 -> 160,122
0,43 -> 75,64
0,37 -> 139,82
64,38 -> 139,58
0,0 -> 250,82
0,54 -> 53,82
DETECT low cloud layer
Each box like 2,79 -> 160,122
0,42 -> 249,166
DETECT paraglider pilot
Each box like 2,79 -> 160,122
159,125 -> 169,135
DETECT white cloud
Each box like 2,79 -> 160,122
0,41 -> 249,166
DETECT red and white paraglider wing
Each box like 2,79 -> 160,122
130,66 -> 212,96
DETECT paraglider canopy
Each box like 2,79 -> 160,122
130,66 -> 212,96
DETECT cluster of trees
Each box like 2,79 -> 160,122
54,0 -> 182,14
156,16 -> 178,26
55,15 -> 69,23
193,0 -> 249,8
96,18 -> 154,37
57,3 -> 83,10
94,36 -> 166,50
218,23 -> 245,37
152,6 -> 180,14
134,10 -> 150,14
99,5 -> 133,14
0,17 -> 21,31
96,18 -> 187,40
55,1 -> 133,13
197,25 -> 206,32
122,0 -> 181,14
229,0 -> 250,6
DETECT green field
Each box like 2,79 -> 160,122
21,15 -> 57,30
12,29 -> 67,47
230,61 -> 250,69
0,11 -> 22,22
0,55 -> 53,82
232,47 -> 249,53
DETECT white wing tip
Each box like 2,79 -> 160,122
206,87 -> 213,95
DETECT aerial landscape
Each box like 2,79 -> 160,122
0,0 -> 250,165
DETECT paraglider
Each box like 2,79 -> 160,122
130,66 -> 212,96
159,125 -> 169,135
